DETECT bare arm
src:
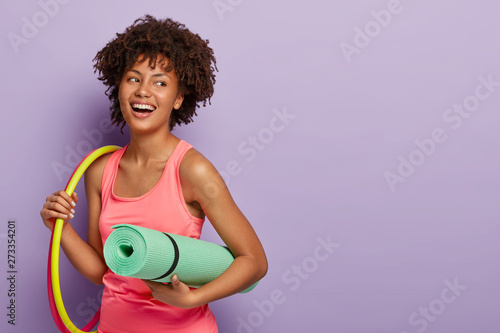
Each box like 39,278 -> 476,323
143,149 -> 268,308
41,154 -> 111,285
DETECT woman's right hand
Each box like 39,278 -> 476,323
40,191 -> 79,231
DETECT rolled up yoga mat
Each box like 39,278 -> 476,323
103,224 -> 258,293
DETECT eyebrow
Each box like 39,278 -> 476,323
129,69 -> 170,78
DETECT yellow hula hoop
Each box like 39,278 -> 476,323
50,145 -> 121,333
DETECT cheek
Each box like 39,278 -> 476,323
162,91 -> 182,106
117,85 -> 130,107
117,84 -> 125,100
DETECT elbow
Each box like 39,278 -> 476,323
88,269 -> 106,286
257,267 -> 267,281
255,255 -> 268,281
90,276 -> 104,286
93,279 -> 104,286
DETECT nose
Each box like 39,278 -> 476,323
135,81 -> 151,98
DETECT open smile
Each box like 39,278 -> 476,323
130,102 -> 157,119
131,103 -> 157,112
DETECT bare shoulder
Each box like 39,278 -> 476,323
179,148 -> 227,202
84,152 -> 115,194
180,148 -> 222,182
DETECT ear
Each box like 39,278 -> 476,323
174,93 -> 184,110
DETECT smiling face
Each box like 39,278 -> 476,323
118,55 -> 184,134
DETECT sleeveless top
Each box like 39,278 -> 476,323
98,140 -> 218,333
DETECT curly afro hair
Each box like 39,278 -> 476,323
93,15 -> 217,132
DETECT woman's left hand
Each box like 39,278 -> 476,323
142,275 -> 199,309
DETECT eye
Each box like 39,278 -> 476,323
128,77 -> 139,83
155,81 -> 166,87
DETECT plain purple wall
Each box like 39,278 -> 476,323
1,0 -> 499,332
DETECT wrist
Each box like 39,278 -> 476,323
189,287 -> 208,308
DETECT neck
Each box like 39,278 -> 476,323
126,129 -> 178,164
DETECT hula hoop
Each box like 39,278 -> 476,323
47,145 -> 121,333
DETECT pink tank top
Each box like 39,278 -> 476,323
98,140 -> 218,333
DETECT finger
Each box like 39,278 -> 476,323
142,279 -> 153,289
71,192 -> 79,205
47,192 -> 73,214
55,191 -> 77,214
43,208 -> 70,221
56,190 -> 77,208
46,201 -> 74,219
143,279 -> 161,288
142,280 -> 167,293
171,275 -> 180,287
142,280 -> 150,290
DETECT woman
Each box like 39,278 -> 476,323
41,15 -> 267,333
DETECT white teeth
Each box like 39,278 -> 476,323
132,104 -> 155,111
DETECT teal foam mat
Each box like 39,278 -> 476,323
103,224 -> 258,293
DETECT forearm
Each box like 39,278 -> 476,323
59,224 -> 108,285
191,254 -> 267,307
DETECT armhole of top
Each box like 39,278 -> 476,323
176,145 -> 205,224
99,150 -> 120,200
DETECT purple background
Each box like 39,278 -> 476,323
1,0 -> 499,332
